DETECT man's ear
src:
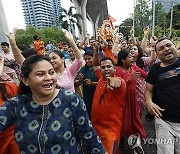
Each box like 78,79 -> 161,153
22,77 -> 29,86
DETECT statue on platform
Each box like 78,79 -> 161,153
99,19 -> 114,41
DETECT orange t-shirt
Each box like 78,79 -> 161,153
34,40 -> 43,55
103,46 -> 117,64
0,82 -> 20,154
91,69 -> 126,154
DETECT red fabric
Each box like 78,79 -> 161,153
108,14 -> 116,30
0,82 -> 20,154
103,46 -> 117,64
91,69 -> 126,154
115,65 -> 146,138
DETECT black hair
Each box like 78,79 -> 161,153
84,50 -> 94,71
21,48 -> 37,58
100,57 -> 114,66
33,35 -> 39,40
106,39 -> 113,42
135,45 -> 145,69
50,50 -> 66,68
155,38 -> 171,52
19,55 -> 51,94
17,44 -> 27,51
84,50 -> 93,57
116,50 -> 130,66
1,42 -> 9,47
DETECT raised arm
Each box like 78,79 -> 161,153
0,57 -> 4,77
5,28 -> 25,65
97,32 -> 108,49
78,34 -> 90,49
112,33 -> 123,56
62,29 -> 82,60
92,43 -> 100,70
141,26 -> 150,55
130,28 -> 137,46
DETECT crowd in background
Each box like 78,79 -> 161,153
0,24 -> 180,154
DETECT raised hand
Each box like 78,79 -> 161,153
61,29 -> 74,41
115,33 -> 123,42
144,26 -> 149,36
5,27 -> 17,46
130,27 -> 134,36
150,35 -> 158,47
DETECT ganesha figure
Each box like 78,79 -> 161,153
100,19 -> 114,40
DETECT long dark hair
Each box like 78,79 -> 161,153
116,50 -> 130,66
19,55 -> 51,94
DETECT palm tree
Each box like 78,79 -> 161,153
59,6 -> 83,34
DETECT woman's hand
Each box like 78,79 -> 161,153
5,28 -> 17,47
61,29 -> 74,41
83,79 -> 92,86
130,71 -> 141,81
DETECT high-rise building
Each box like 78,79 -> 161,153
21,0 -> 61,29
0,0 -> 9,52
157,0 -> 180,12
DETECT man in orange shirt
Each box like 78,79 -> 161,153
33,35 -> 43,55
91,48 -> 126,154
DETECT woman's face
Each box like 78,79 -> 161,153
84,55 -> 93,67
49,52 -> 64,69
130,46 -> 139,61
123,53 -> 134,67
23,60 -> 57,97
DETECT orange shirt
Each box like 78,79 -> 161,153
91,69 -> 126,154
0,82 -> 20,154
34,40 -> 43,55
103,46 -> 117,64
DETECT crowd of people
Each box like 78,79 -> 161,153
0,24 -> 180,154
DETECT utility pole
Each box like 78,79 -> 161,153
169,0 -> 173,38
152,0 -> 156,36
133,0 -> 136,35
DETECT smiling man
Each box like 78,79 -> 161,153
145,38 -> 180,154
91,46 -> 126,154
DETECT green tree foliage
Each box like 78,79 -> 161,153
119,17 -> 133,40
166,4 -> 180,30
15,26 -> 65,48
118,1 -> 180,40
59,6 -> 83,34
155,2 -> 167,30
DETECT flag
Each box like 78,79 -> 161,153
108,14 -> 116,30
